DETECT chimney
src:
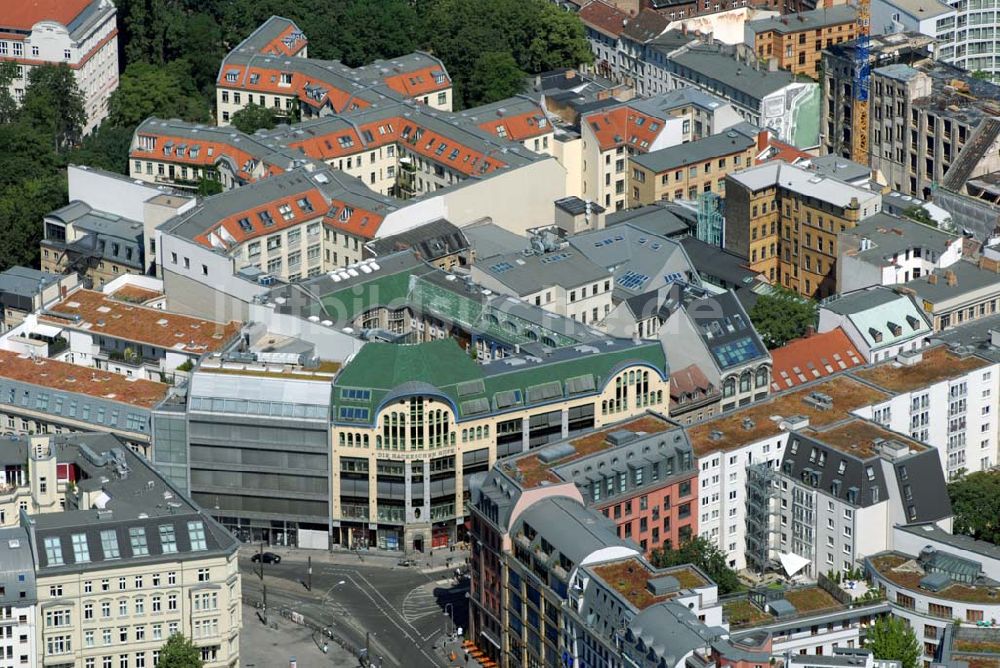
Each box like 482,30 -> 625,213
945,270 -> 957,286
757,129 -> 770,152
928,273 -> 938,284
565,69 -> 577,80
804,324 -> 816,338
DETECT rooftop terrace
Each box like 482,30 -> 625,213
590,558 -> 707,611
687,376 -> 889,455
870,553 -> 1000,604
853,346 -> 991,394
108,284 -> 163,305
812,418 -> 927,458
0,350 -> 169,409
41,289 -> 240,354
512,415 -> 673,488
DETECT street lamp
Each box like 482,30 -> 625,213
444,602 -> 455,636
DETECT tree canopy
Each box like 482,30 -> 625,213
948,471 -> 1000,544
650,535 -> 743,595
157,634 -> 203,668
866,615 -> 921,668
231,104 -> 276,135
749,287 -> 819,349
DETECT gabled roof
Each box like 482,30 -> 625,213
2,0 -> 94,32
822,287 -> 930,349
579,0 -> 630,39
631,129 -> 755,173
621,9 -> 670,44
770,328 -> 865,391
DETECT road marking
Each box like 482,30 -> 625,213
402,583 -> 440,623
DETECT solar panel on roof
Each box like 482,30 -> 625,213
539,252 -> 571,264
618,271 -> 650,290
490,261 -> 515,273
712,336 -> 762,369
663,272 -> 684,284
456,379 -> 485,397
527,381 -> 563,404
494,389 -> 523,410
461,398 -> 490,416
566,374 -> 596,395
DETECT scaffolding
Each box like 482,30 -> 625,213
745,463 -> 780,574
696,192 -> 724,247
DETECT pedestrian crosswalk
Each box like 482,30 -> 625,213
402,583 -> 440,623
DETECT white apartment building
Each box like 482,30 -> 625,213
0,527 -> 37,668
836,213 -> 964,294
871,0 -> 1000,80
0,433 -> 242,668
853,345 -> 1000,478
2,0 -> 119,133
686,343 -> 989,574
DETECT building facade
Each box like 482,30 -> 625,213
1,0 -> 119,133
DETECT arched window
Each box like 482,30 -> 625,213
739,371 -> 751,393
723,377 -> 736,398
755,367 -> 769,388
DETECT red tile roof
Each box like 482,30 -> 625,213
196,188 -> 329,247
579,1 -> 631,39
584,106 -> 665,152
260,24 -> 308,57
477,110 -> 551,142
130,133 -> 278,181
3,0 -> 93,31
770,328 -> 865,391
382,65 -> 449,98
218,64 -> 373,115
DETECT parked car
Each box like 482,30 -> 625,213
397,558 -> 417,567
251,552 -> 281,564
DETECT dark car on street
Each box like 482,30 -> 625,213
251,552 -> 281,564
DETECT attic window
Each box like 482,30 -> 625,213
448,148 -> 460,161
225,70 -> 238,82
649,122 -> 660,131
278,204 -> 294,221
237,217 -> 252,232
635,117 -> 645,126
435,142 -> 447,155
496,126 -> 507,138
339,207 -> 353,222
434,73 -> 447,84
296,197 -> 314,213
258,210 -> 275,227
337,135 -> 355,148
249,73 -> 260,84
362,130 -> 374,143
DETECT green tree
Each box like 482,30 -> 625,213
949,471 -> 1000,544
866,615 -> 920,668
19,65 -> 86,150
0,62 -> 18,124
650,535 -> 743,595
465,52 -> 525,107
231,103 -> 276,134
108,62 -> 211,128
69,125 -> 136,174
157,634 -> 203,668
903,205 -> 935,226
749,287 -> 818,349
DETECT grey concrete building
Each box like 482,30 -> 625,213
820,32 -> 935,159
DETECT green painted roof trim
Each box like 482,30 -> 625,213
331,338 -> 667,425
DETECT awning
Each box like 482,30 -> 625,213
32,324 -> 64,339
93,491 -> 111,510
779,552 -> 810,577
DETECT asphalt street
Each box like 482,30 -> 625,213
240,553 -> 469,668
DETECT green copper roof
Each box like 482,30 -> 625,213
332,338 -> 667,425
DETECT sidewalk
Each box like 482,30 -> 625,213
240,542 -> 470,575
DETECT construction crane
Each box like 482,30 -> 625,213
851,0 -> 871,165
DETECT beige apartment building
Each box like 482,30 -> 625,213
628,129 -> 758,206
725,162 -> 882,298
0,433 -> 241,668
